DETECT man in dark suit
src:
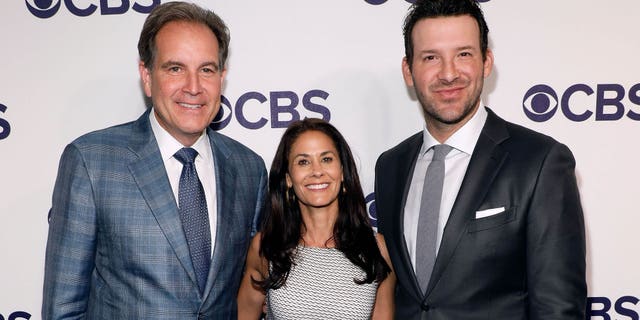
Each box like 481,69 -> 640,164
375,0 -> 587,319
42,2 -> 266,319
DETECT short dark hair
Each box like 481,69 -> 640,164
137,1 -> 230,70
403,0 -> 489,69
256,118 -> 390,290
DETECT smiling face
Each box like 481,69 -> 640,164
286,130 -> 343,215
403,15 -> 493,141
139,20 -> 226,146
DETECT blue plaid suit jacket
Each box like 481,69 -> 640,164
42,109 -> 267,319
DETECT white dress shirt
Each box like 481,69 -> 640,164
403,106 -> 487,270
150,110 -> 217,257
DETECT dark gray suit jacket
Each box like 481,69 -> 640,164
375,108 -> 586,320
43,109 -> 267,319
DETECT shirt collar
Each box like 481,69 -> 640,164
421,104 -> 487,156
149,109 -> 211,162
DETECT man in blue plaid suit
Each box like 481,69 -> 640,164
42,2 -> 267,319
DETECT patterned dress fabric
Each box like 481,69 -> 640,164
266,245 -> 378,319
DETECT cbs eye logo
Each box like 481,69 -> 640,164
365,193 -> 377,228
365,0 -> 414,4
26,0 -> 159,19
523,83 -> 640,122
523,85 -> 559,122
26,0 -> 61,18
0,311 -> 31,320
364,0 -> 489,4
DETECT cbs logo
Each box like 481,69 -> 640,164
366,193 -> 378,228
588,295 -> 638,319
365,0 -> 415,4
0,311 -> 31,320
210,89 -> 331,131
26,0 -> 159,19
523,83 -> 640,122
364,0 -> 489,4
0,103 -> 11,140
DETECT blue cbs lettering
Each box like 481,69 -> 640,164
523,83 -> 640,122
588,296 -> 639,320
0,104 -> 11,140
26,0 -> 159,18
210,90 -> 331,131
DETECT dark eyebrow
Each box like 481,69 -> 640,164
417,49 -> 438,55
159,60 -> 184,69
158,60 -> 220,72
200,61 -> 220,72
417,46 -> 478,55
320,151 -> 336,157
457,45 -> 478,52
292,153 -> 310,159
292,150 -> 336,159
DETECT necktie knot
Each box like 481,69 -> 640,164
174,147 -> 198,165
432,144 -> 453,161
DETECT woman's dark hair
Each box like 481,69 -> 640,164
255,118 -> 390,290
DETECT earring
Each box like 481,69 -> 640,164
286,187 -> 296,204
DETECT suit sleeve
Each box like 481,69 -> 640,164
42,144 -> 96,319
527,142 -> 587,320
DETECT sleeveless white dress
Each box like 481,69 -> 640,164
266,245 -> 378,319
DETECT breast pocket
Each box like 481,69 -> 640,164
467,206 -> 517,233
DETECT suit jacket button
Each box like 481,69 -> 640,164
422,304 -> 431,311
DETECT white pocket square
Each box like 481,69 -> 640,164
475,207 -> 505,219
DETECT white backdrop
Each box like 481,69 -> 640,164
1,1 -> 638,318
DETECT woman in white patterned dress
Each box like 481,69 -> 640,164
238,118 -> 395,319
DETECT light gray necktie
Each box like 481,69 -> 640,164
416,144 -> 453,293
